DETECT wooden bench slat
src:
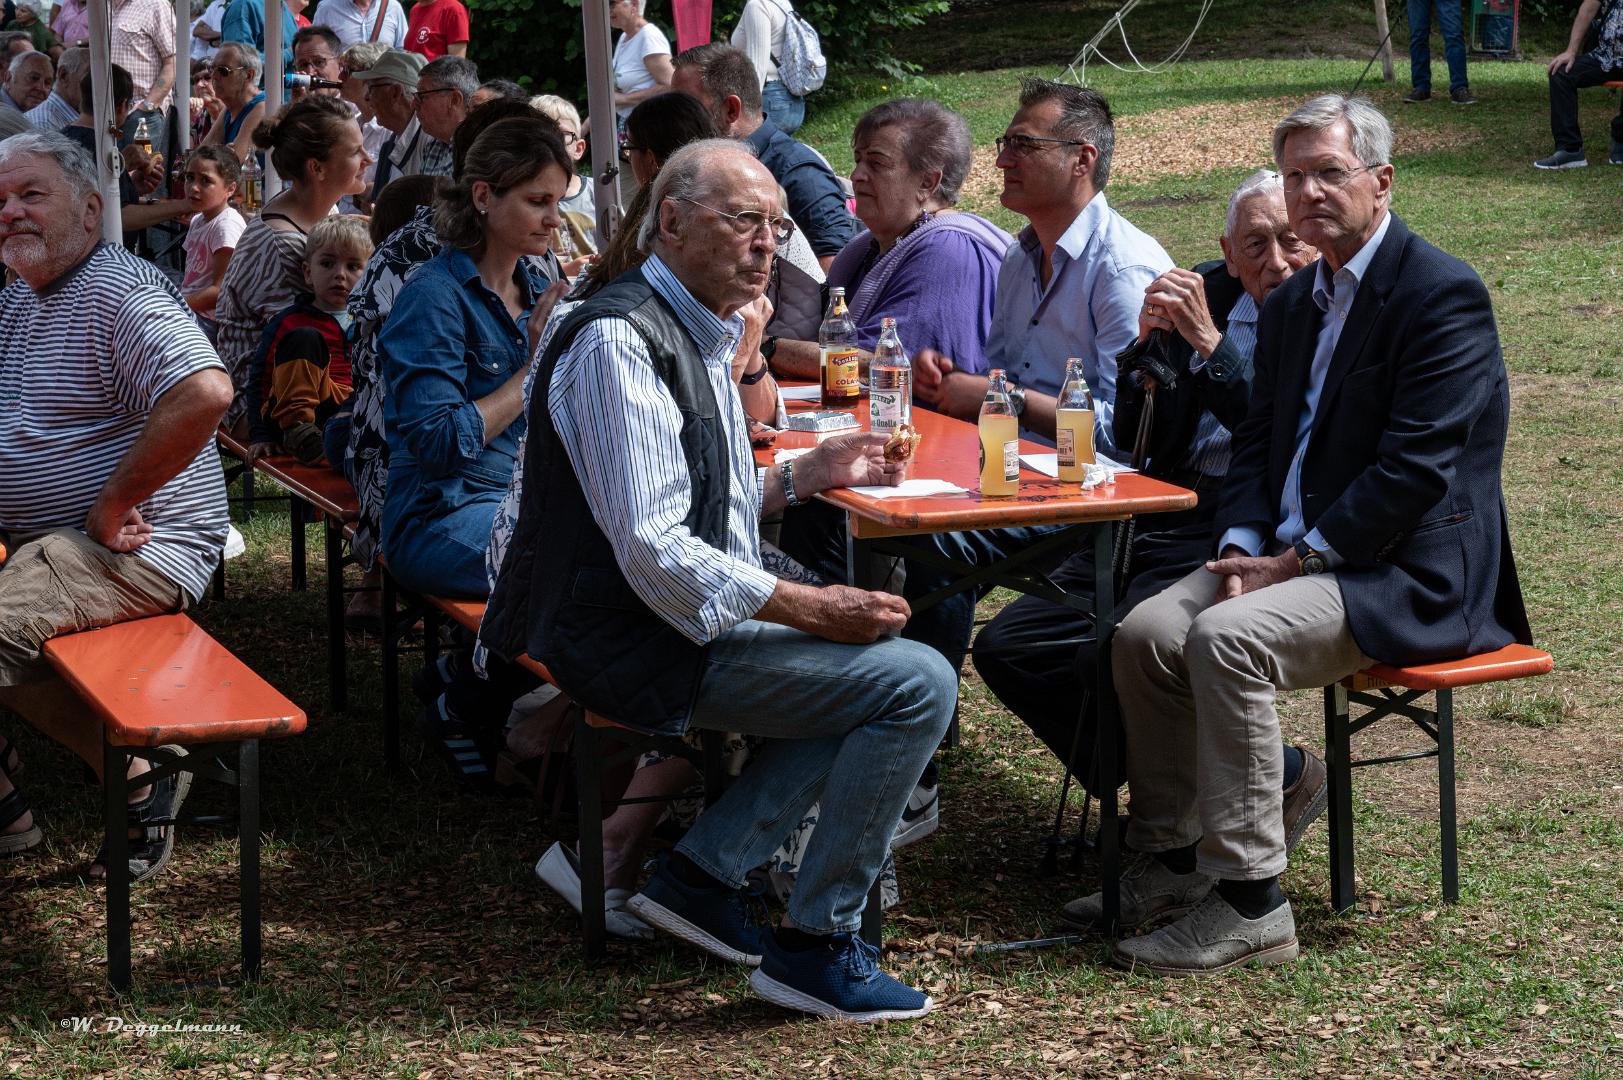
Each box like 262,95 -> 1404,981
1346,643 -> 1553,692
43,615 -> 307,747
416,593 -> 558,685
215,430 -> 359,520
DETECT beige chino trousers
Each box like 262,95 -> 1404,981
1112,566 -> 1371,881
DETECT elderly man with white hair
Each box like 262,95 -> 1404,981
0,131 -> 232,881
483,139 -> 955,1023
972,167 -> 1322,829
24,44 -> 87,130
1,48 -> 50,115
1068,94 -> 1530,975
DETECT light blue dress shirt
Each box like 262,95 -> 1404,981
984,192 -> 1172,459
1220,212 -> 1392,564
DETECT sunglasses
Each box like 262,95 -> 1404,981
209,64 -> 241,78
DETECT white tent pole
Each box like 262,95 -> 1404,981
87,0 -> 122,242
582,0 -> 622,245
263,0 -> 284,194
173,0 -> 192,160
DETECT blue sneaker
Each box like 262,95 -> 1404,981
626,861 -> 767,966
749,931 -> 934,1022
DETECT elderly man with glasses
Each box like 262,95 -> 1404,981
351,47 -> 449,202
1069,94 -> 1530,975
484,139 -> 955,1023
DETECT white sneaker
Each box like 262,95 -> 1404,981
892,774 -> 939,848
534,841 -> 654,941
223,524 -> 246,560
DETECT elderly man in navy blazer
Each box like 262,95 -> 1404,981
1064,94 -> 1532,975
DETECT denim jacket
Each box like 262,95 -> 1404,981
379,247 -> 548,536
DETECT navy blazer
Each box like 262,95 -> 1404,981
1216,214 -> 1531,665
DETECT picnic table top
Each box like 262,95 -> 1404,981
758,387 -> 1197,537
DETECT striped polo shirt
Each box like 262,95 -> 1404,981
0,242 -> 230,601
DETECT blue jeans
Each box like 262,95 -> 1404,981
762,79 -> 805,136
1408,0 -> 1469,94
381,473 -> 501,599
675,621 -> 956,933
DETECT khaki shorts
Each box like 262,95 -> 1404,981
0,527 -> 187,686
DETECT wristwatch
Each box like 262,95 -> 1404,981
1007,382 -> 1027,417
1293,538 -> 1328,576
781,458 -> 801,507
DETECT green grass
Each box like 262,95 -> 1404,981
4,4 -> 1623,1075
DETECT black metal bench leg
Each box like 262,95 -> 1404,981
290,498 -> 307,591
1437,689 -> 1458,904
324,520 -> 347,711
575,711 -> 607,960
860,877 -> 883,947
381,571 -> 400,771
1091,523 -> 1120,933
239,739 -> 262,979
212,556 -> 226,602
104,739 -> 132,990
1325,683 -> 1357,913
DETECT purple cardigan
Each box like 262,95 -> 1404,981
827,212 -> 1014,375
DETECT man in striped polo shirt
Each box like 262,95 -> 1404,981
0,131 -> 233,882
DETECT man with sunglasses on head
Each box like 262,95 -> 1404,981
484,140 -> 954,1023
1074,94 -> 1530,976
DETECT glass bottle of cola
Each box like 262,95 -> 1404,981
818,287 -> 860,407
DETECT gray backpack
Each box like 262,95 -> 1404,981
768,0 -> 828,97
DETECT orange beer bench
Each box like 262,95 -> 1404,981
1324,643 -> 1554,912
41,614 -> 306,989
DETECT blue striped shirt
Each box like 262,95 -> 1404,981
547,256 -> 779,645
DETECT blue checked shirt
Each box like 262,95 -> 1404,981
547,256 -> 779,645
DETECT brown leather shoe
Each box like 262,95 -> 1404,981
1282,746 -> 1328,855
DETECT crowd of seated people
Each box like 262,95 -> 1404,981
0,15 -> 1534,1025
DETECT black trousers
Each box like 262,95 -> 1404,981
970,499 -> 1217,793
1549,52 -> 1623,152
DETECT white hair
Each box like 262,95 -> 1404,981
9,49 -> 51,77
1224,169 -> 1284,236
0,130 -> 101,201
639,139 -> 761,252
216,41 -> 262,83
1272,94 -> 1393,168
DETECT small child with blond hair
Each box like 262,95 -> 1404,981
245,215 -> 373,465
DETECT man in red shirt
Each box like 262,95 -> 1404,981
404,0 -> 467,60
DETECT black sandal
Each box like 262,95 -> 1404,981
0,785 -> 43,856
90,747 -> 191,883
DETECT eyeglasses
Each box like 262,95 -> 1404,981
209,64 -> 241,78
294,56 -> 337,73
994,133 -> 1087,158
1281,164 -> 1374,192
416,88 -> 459,99
679,197 -> 794,243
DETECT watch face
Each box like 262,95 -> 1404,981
1303,554 -> 1327,575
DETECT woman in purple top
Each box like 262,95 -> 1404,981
825,98 -> 1013,378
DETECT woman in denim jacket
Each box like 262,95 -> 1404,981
379,116 -> 571,598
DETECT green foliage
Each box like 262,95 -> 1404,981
465,0 -> 951,104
